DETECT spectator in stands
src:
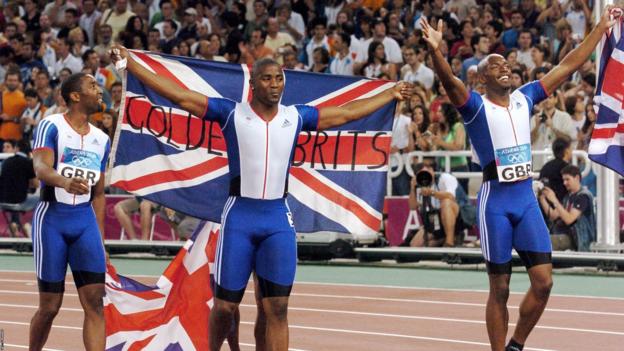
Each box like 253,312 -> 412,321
516,29 -> 536,70
510,68 -> 525,90
554,18 -> 575,64
539,165 -> 596,252
19,41 -> 47,87
34,70 -> 54,107
407,161 -> 463,247
400,45 -> 434,90
485,20 -> 506,55
461,34 -> 490,81
502,10 -> 524,49
329,32 -> 354,76
0,70 -> 27,142
240,29 -> 274,65
264,17 -> 295,53
450,20 -> 475,60
276,3 -> 305,43
531,44 -> 551,69
531,91 -> 576,169
120,16 -> 147,50
69,27 -> 90,57
195,37 -> 227,62
43,86 -> 67,118
282,50 -> 304,70
154,0 -> 181,38
0,46 -> 15,83
177,8 -> 200,43
0,140 -> 37,237
408,104 -> 432,152
82,49 -> 117,92
159,19 -> 180,54
58,8 -> 88,42
53,37 -> 82,79
22,0 -> 41,33
244,0 -> 270,39
20,89 -> 46,142
520,0 -> 541,30
304,17 -> 331,68
94,24 -> 114,58
357,18 -> 403,66
80,0 -> 102,47
114,196 -> 159,240
110,82 -> 123,115
539,137 -> 572,202
577,102 -> 596,151
100,111 -> 117,140
43,0 -> 77,28
429,79 -> 450,123
564,0 -> 592,39
98,0 -> 136,41
432,103 -> 469,192
308,47 -> 330,73
361,41 -> 396,80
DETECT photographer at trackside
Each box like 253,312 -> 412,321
407,161 -> 462,247
538,165 -> 596,251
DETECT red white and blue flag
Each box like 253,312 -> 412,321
105,221 -> 219,350
589,16 -> 624,175
109,51 -> 396,235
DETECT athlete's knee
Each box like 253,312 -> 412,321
531,276 -> 553,300
212,299 -> 239,317
489,279 -> 510,304
37,300 -> 62,320
263,297 -> 289,322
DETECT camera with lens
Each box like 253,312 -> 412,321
415,168 -> 434,188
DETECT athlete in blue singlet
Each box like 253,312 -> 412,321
422,8 -> 619,351
111,45 -> 412,350
29,73 -> 109,351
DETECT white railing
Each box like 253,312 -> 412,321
387,149 -> 594,196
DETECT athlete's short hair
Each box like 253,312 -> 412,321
61,72 -> 89,106
251,58 -> 281,81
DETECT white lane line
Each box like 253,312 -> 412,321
0,303 -> 82,312
0,320 -> 80,330
283,292 -> 624,317
0,290 -> 79,297
238,304 -> 624,336
239,321 -> 556,351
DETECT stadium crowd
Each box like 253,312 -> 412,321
0,0 -> 604,250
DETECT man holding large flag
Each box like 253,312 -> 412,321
422,6 -> 620,351
111,46 -> 411,351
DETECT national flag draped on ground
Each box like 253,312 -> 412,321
105,221 -> 220,350
109,51 -> 396,236
589,16 -> 624,175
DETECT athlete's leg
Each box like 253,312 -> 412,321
510,264 -> 552,347
67,210 -> 106,351
114,198 -> 139,239
76,283 -> 105,351
440,198 -> 459,246
210,199 -> 255,351
29,292 -> 64,351
478,182 -> 514,351
255,227 -> 297,351
30,202 -> 67,350
253,272 -> 267,351
511,202 -> 553,347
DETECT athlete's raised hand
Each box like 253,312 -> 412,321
421,18 -> 444,51
598,5 -> 622,31
393,81 -> 413,101
64,177 -> 90,195
109,44 -> 129,64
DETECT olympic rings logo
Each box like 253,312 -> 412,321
507,154 -> 526,163
71,156 -> 92,167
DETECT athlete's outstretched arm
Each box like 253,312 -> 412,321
110,45 -> 207,118
421,18 -> 468,107
541,6 -> 620,94
317,82 -> 412,130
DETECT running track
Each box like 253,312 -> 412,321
1,269 -> 623,350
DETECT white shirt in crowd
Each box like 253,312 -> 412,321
305,36 -> 330,68
357,36 -> 403,64
330,52 -> 356,76
401,63 -> 435,90
79,10 -> 102,47
389,114 -> 411,167
54,54 -> 83,78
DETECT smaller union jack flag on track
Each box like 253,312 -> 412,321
109,51 -> 396,236
105,221 -> 219,350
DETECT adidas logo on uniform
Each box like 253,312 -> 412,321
92,139 -> 100,145
281,119 -> 291,128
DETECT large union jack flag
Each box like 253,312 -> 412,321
589,16 -> 624,176
105,221 -> 220,350
109,51 -> 396,235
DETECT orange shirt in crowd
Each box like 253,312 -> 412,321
0,89 -> 27,141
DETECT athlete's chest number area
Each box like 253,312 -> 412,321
58,147 -> 102,186
495,143 -> 532,182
